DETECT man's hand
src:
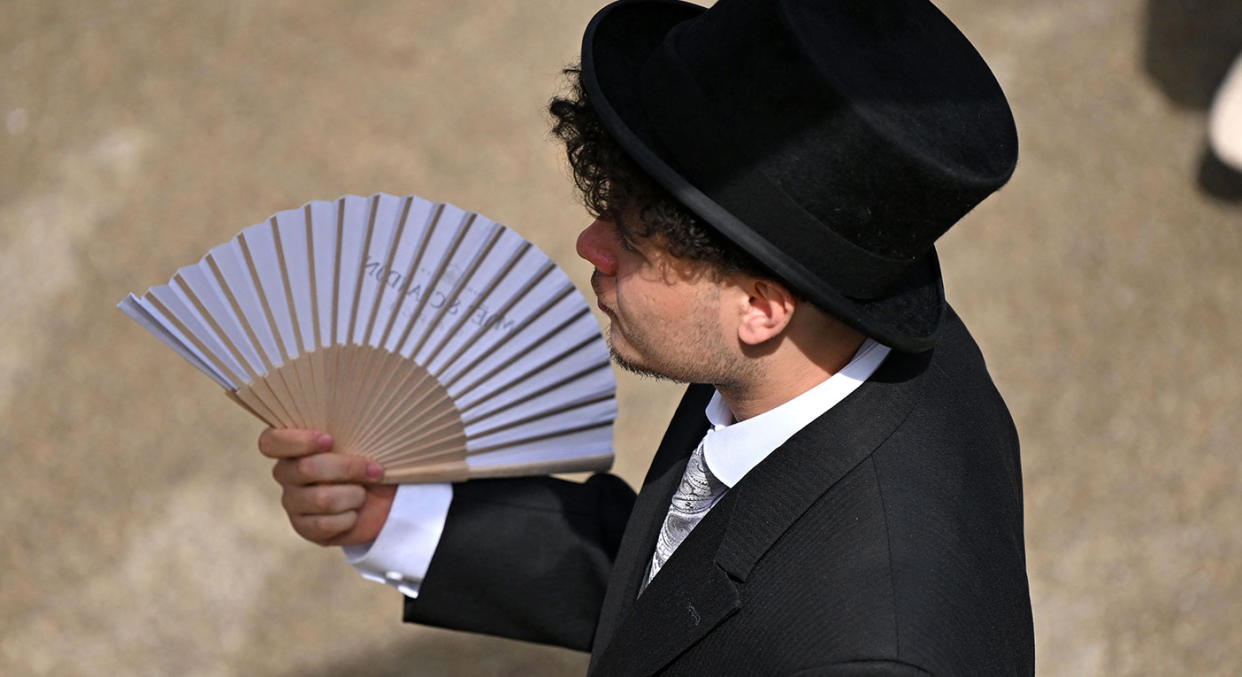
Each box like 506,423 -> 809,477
258,428 -> 396,547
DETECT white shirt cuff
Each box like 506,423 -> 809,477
343,482 -> 453,598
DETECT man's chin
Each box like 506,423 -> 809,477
607,341 -> 685,383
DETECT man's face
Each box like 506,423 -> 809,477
575,209 -> 747,385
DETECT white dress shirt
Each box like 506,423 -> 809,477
346,339 -> 890,597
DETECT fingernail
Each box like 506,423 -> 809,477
366,462 -> 384,482
317,434 -> 334,451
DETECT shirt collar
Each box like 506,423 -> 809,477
701,338 -> 891,487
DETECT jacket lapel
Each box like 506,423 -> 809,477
590,497 -> 741,677
715,347 -> 930,583
589,384 -> 715,673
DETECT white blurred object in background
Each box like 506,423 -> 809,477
1209,51 -> 1242,171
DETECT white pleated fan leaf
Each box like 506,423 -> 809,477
119,193 -> 616,482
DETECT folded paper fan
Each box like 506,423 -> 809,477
119,193 -> 616,483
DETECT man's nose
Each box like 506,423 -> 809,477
575,218 -> 618,276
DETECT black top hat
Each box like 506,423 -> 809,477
580,0 -> 1018,352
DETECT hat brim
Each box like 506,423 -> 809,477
581,0 -> 946,352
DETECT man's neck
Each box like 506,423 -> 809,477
716,333 -> 865,422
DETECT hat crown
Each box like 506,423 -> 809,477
652,0 -> 1017,262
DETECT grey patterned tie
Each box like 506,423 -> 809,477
640,440 -> 727,595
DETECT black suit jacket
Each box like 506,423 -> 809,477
405,310 -> 1034,675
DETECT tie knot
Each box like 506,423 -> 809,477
675,444 -> 725,509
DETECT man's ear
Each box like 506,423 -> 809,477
735,277 -> 797,346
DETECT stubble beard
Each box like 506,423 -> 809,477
607,335 -> 687,383
604,318 -> 751,388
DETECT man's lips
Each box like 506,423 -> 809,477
590,271 -> 613,316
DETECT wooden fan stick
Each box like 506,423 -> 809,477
466,419 -> 615,456
142,292 -> 282,427
429,260 -> 557,378
239,230 -> 317,431
223,391 -> 280,427
361,197 -> 415,348
366,397 -> 468,461
134,290 -> 284,427
447,335 -> 605,428
347,208 -> 481,449
334,219 -> 410,446
176,265 -> 301,429
347,197 -> 420,440
279,347 -> 472,477
169,273 -> 293,427
371,412 -> 475,463
437,284 -> 578,393
206,253 -> 308,429
348,354 -> 442,454
375,202 -> 443,349
292,202 -> 341,440
302,203 -> 329,428
393,211 -> 481,358
459,358 -> 612,425
352,255 -> 558,454
348,212 -> 503,450
270,212 -> 325,427
208,245 -> 308,427
326,198 -> 346,439
465,452 -> 613,480
357,351 -> 483,452
401,221 -> 503,361
341,233 -> 446,448
362,316 -> 598,459
465,392 -> 616,442
455,333 -> 603,417
376,389 -> 614,465
381,460 -> 470,484
355,221 -> 506,447
337,198 -> 389,449
350,234 -> 530,452
259,342 -> 466,469
350,267 -> 524,457
412,237 -> 529,370
373,435 -> 482,473
385,205 -> 451,359
379,432 -> 472,467
446,305 -> 591,402
334,196 -> 387,447
140,292 -> 245,387
340,205 -> 470,446
358,283 -> 583,456
336,198 -> 477,458
344,203 -> 446,445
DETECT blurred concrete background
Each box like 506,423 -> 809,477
2,1 -> 1239,675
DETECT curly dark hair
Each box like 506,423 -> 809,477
548,67 -> 768,278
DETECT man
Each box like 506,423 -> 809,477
260,0 -> 1035,674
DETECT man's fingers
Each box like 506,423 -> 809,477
289,510 -> 359,545
258,428 -> 333,459
271,453 -> 384,486
281,483 -> 367,516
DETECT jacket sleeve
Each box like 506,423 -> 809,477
402,472 -> 636,651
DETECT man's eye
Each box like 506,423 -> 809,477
617,236 -> 637,252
